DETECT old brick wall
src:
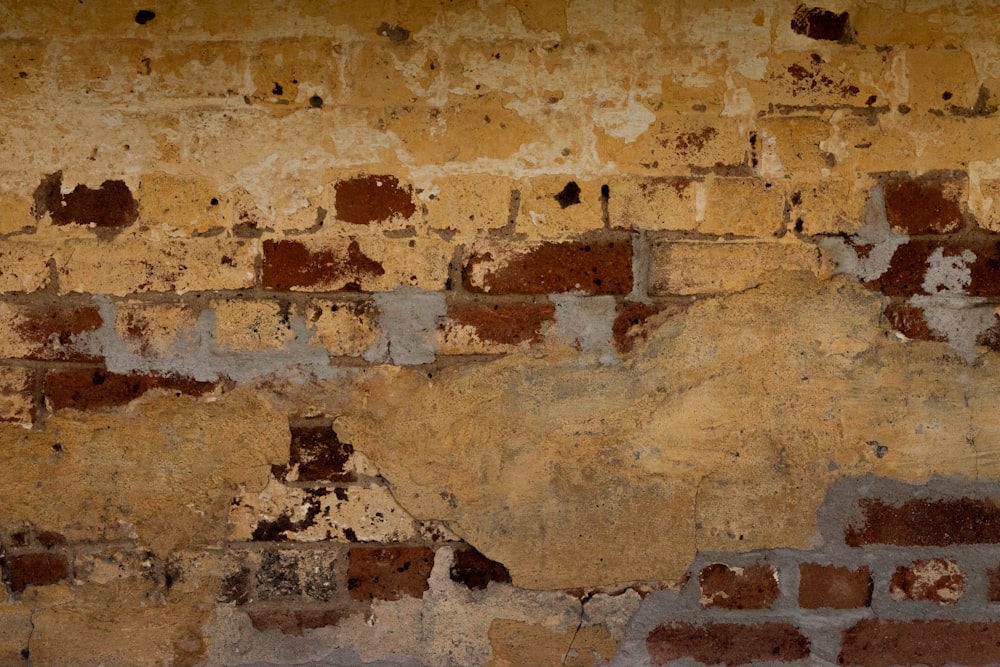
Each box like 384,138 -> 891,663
3,0 -> 1000,665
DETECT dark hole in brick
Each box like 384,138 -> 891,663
272,82 -> 283,95
210,197 -> 219,206
601,184 -> 610,199
555,181 -> 582,208
449,546 -> 512,590
377,22 -> 410,43
942,91 -> 953,100
309,95 -> 324,108
135,9 -> 156,24
20,648 -> 29,659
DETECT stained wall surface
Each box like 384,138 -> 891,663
3,1 -> 1000,665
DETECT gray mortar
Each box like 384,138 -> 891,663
81,296 -> 341,383
367,288 -> 446,366
550,294 -> 617,364
610,474 -> 1000,667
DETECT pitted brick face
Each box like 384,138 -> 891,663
334,175 -> 415,225
10,304 -> 103,361
246,607 -> 342,636
698,562 -> 779,609
890,558 -> 965,604
883,174 -> 966,234
274,420 -> 355,483
646,622 -> 809,666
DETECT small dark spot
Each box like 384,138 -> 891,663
794,218 -> 804,232
272,82 -> 283,96
52,443 -> 63,454
554,181 -> 581,208
18,71 -> 27,78
343,527 -> 358,541
898,103 -> 911,114
20,649 -> 29,660
867,440 -> 888,459
135,9 -> 156,24
309,95 -> 323,108
377,22 -> 411,43
692,103 -> 707,112
790,191 -> 802,206
942,91 -> 953,101
865,95 -> 877,106
600,184 -> 610,199
210,197 -> 219,206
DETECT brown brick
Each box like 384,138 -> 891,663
699,562 -> 779,610
846,497 -> 1000,546
463,240 -> 632,295
33,171 -> 138,235
790,5 -> 851,42
246,606 -> 341,636
5,552 -> 70,592
333,174 -> 415,225
274,420 -> 355,483
261,239 -> 385,291
346,546 -> 434,601
883,303 -> 946,342
890,558 -> 965,604
798,563 -> 872,609
839,620 -> 1000,667
882,173 -> 966,234
43,368 -> 216,412
439,302 -> 555,353
646,622 -> 809,666
449,546 -> 511,591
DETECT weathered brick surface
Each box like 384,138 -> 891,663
863,238 -> 1000,298
798,563 -> 872,609
253,548 -> 338,602
882,173 -> 967,235
43,369 -> 216,411
698,562 -> 779,610
839,620 -> 1000,667
463,239 -> 632,295
607,176 -> 699,232
274,420 -> 356,483
889,558 -> 965,604
646,622 -> 809,666
449,546 -> 511,590
0,366 -> 36,424
246,606 -> 342,636
438,301 -> 555,354
846,497 -> 1000,546
346,546 -> 434,601
0,302 -> 101,361
5,552 -> 71,592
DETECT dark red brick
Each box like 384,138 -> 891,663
43,368 -> 217,411
798,563 -> 871,609
246,606 -> 341,636
261,239 -> 385,291
846,497 -> 1000,546
699,562 -> 779,610
5,552 -> 70,592
883,302 -> 945,342
444,302 -> 555,346
463,240 -> 632,295
346,546 -> 434,601
839,620 -> 1000,667
273,419 -> 355,483
865,238 -> 1000,298
12,303 -> 103,361
883,173 -> 966,234
890,558 -> 965,604
449,546 -> 511,590
646,622 -> 809,666
334,174 -> 415,225
33,171 -> 138,235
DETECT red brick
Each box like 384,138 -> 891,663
261,239 -> 385,291
273,419 -> 355,483
646,622 -> 809,666
890,558 -> 965,604
33,171 -> 138,236
798,563 -> 871,609
334,174 -> 415,225
346,546 -> 434,601
882,173 -> 966,235
839,620 -> 1000,667
246,606 -> 341,636
865,238 -> 1000,298
449,546 -> 511,590
846,497 -> 1000,546
883,302 -> 946,342
463,239 -> 632,295
43,368 -> 217,411
444,302 -> 555,346
5,552 -> 71,592
699,562 -> 779,610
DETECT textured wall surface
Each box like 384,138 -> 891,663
3,1 -> 1000,665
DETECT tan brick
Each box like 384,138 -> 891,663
789,177 -> 870,235
0,39 -> 49,103
0,603 -> 32,665
0,240 -> 56,293
304,300 -> 379,357
600,114 -> 747,174
852,4 -> 967,47
52,39 -> 153,101
649,241 -> 825,295
57,237 -> 258,296
697,177 -> 784,237
212,299 -> 295,352
419,174 -> 513,236
347,42 -> 429,108
136,173 -> 226,236
0,188 -> 35,235
488,619 -> 618,667
906,48 -> 980,112
229,478 -> 421,542
248,38 -> 343,108
608,176 -> 699,231
0,366 -> 35,425
114,301 -> 199,359
755,116 -> 835,179
516,176 -> 605,239
746,50 -> 893,110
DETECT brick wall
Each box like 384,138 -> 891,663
3,1 -> 1000,665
